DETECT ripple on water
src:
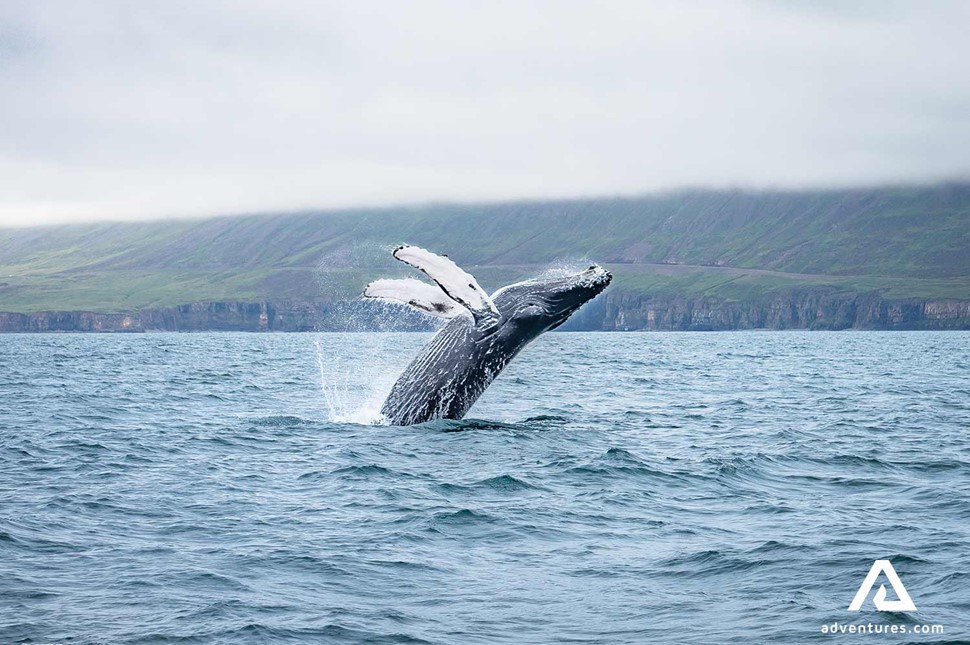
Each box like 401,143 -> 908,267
1,331 -> 969,644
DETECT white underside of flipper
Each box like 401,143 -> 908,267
363,278 -> 468,319
392,245 -> 501,327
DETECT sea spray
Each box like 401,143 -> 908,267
535,258 -> 596,280
310,242 -> 443,422
313,335 -> 390,424
312,328 -> 435,425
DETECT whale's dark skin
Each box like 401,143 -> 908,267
380,265 -> 611,426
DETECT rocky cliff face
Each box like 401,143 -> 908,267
0,310 -> 144,333
1,292 -> 968,332
0,300 -> 436,333
564,291 -> 970,331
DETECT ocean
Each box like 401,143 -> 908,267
1,331 -> 968,644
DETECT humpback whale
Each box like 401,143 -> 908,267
364,246 -> 612,426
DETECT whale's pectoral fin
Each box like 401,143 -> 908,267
392,245 -> 501,328
363,278 -> 467,319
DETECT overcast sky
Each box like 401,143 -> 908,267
1,1 -> 968,226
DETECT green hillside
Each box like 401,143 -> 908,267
1,184 -> 968,315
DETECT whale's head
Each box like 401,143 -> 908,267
491,265 -> 612,336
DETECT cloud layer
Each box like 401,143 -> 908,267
1,0 -> 969,225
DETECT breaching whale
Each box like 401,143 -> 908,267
363,245 -> 612,426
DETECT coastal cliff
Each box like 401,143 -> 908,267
2,291 -> 967,332
587,291 -> 970,331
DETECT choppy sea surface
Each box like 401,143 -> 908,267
1,331 -> 969,644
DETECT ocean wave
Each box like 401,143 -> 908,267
3,331 -> 970,644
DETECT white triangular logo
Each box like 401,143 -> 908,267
848,560 -> 917,611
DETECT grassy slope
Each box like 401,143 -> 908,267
0,184 -> 968,313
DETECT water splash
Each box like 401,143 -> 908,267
308,241 -> 447,423
313,336 -> 390,425
535,258 -> 595,280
